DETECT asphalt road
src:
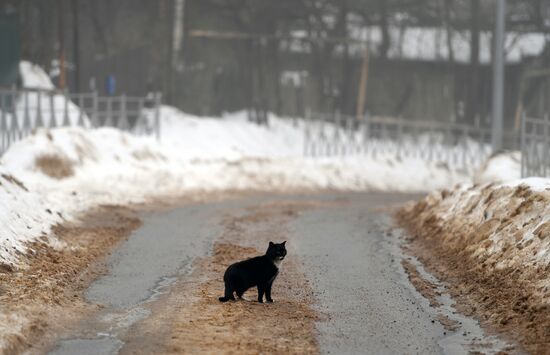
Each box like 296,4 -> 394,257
50,192 -> 509,355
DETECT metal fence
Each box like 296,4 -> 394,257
304,112 -> 493,171
0,88 -> 161,155
521,113 -> 550,178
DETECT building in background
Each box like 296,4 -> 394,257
0,5 -> 20,87
2,0 -> 550,148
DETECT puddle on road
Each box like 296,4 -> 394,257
51,337 -> 124,355
378,215 -> 514,355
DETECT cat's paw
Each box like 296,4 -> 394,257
258,299 -> 264,303
266,298 -> 274,303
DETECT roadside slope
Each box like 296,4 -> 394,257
397,181 -> 550,353
0,206 -> 140,354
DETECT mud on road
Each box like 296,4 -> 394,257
120,200 -> 321,355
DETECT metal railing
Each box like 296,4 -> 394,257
0,88 -> 161,155
304,112 -> 493,171
521,113 -> 550,178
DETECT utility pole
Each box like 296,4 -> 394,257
172,0 -> 185,71
169,0 -> 185,105
491,0 -> 506,152
58,0 -> 66,90
72,0 -> 80,92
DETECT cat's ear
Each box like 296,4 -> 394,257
282,241 -> 286,246
269,241 -> 274,246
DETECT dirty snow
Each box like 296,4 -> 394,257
401,180 -> 550,302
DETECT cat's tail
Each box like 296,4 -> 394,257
219,296 -> 230,302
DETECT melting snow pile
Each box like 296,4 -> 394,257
0,169 -> 64,269
473,151 -> 521,185
15,62 -> 88,128
399,179 -> 550,303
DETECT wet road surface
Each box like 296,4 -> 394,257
49,193 -> 510,354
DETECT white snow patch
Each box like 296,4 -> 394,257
474,151 -> 521,185
19,61 -> 56,90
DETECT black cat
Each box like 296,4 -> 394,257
219,241 -> 287,303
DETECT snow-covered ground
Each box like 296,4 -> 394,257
0,62 -> 88,132
473,151 -> 522,185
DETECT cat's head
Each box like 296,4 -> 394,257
266,241 -> 287,261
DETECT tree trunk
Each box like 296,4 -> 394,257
465,0 -> 480,124
378,0 -> 390,59
338,0 -> 350,115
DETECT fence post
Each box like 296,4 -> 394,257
396,119 -> 403,159
118,94 -> 128,130
303,108 -> 311,157
363,112 -> 370,156
154,92 -> 162,140
92,91 -> 99,127
36,90 -> 44,128
521,111 -> 526,178
23,90 -> 30,135
10,87 -> 19,141
105,96 -> 113,127
1,94 -> 6,152
63,90 -> 71,126
136,98 -> 145,135
461,127 -> 468,170
545,113 -> 549,177
77,94 -> 86,127
49,91 -> 57,128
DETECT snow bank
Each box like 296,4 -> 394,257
11,61 -> 89,128
19,62 -> 56,90
158,106 -> 304,160
0,168 -> 64,269
399,181 -> 550,303
0,103 -> 472,268
473,151 -> 521,185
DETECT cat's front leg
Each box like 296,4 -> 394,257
257,285 -> 265,303
265,282 -> 274,303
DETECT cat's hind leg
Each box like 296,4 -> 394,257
219,283 -> 236,302
233,278 -> 246,300
236,289 -> 245,299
